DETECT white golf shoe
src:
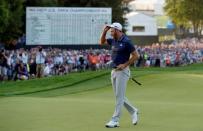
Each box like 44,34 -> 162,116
132,111 -> 138,125
105,120 -> 119,128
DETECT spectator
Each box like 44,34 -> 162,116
43,63 -> 51,77
36,47 -> 46,78
29,59 -> 36,78
0,49 -> 8,81
17,61 -> 28,80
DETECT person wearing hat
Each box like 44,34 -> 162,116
99,22 -> 139,128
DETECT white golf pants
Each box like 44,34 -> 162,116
111,67 -> 137,122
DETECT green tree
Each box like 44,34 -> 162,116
0,0 -> 24,46
26,0 -> 57,7
0,0 -> 9,34
164,0 -> 203,37
181,0 -> 203,36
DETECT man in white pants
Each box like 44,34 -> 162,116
99,22 -> 139,128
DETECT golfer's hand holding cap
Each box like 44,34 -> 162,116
103,25 -> 111,32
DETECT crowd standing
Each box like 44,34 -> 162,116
0,38 -> 203,81
136,38 -> 203,67
0,47 -> 112,81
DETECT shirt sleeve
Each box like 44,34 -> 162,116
127,40 -> 135,53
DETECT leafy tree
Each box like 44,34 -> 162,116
26,0 -> 57,7
0,0 -> 9,34
164,0 -> 203,37
0,0 -> 24,46
183,0 -> 203,36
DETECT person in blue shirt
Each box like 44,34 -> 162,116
99,22 -> 139,128
17,61 -> 29,80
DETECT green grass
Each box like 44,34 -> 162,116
0,63 -> 203,131
0,70 -> 110,96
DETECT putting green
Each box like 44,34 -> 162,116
0,66 -> 203,131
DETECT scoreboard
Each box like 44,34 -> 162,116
26,7 -> 112,45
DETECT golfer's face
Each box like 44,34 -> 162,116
110,28 -> 117,38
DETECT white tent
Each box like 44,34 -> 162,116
126,12 -> 157,36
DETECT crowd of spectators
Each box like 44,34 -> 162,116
136,38 -> 203,67
0,47 -> 112,81
0,38 -> 203,81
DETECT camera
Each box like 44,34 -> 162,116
0,49 -> 4,53
0,49 -> 4,56
39,47 -> 42,52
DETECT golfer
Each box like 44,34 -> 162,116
99,22 -> 139,128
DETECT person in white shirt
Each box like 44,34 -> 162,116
43,63 -> 51,77
35,47 -> 46,78
22,52 -> 28,64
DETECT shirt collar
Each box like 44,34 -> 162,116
118,34 -> 125,42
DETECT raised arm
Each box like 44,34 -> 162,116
99,26 -> 110,45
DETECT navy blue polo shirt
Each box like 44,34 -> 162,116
107,35 -> 135,68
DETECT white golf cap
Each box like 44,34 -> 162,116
109,22 -> 122,31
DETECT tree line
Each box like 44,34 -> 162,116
164,0 -> 203,38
